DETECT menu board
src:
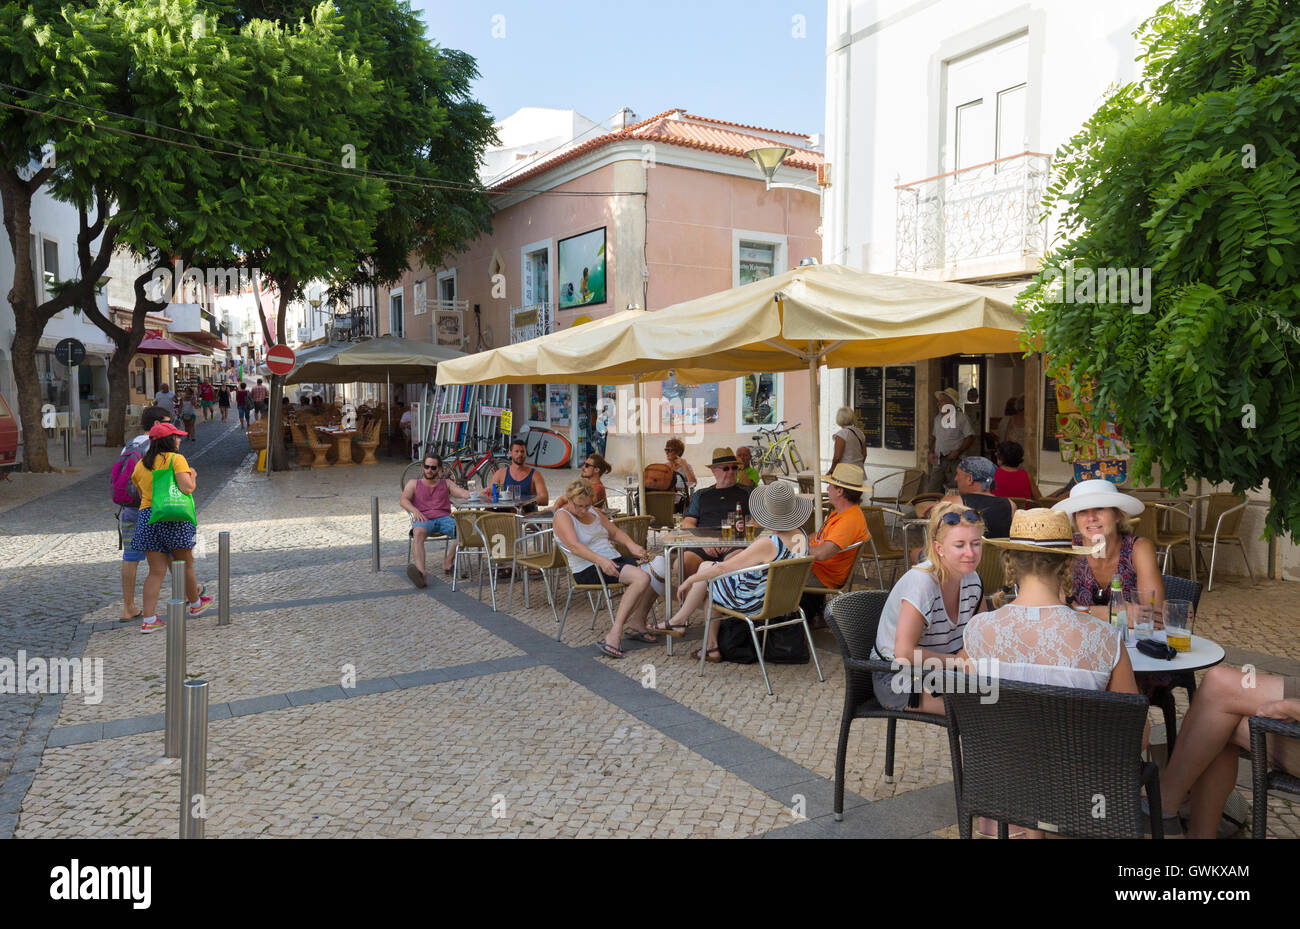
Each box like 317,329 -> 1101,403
852,366 -> 884,448
1042,375 -> 1060,453
884,366 -> 915,451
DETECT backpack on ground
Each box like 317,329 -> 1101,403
111,445 -> 143,506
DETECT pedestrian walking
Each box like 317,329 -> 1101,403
130,422 -> 213,633
111,405 -> 174,621
199,380 -> 215,421
250,379 -> 269,421
235,382 -> 250,430
217,383 -> 230,422
180,388 -> 198,442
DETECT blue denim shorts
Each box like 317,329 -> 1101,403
120,508 -> 147,563
413,515 -> 456,537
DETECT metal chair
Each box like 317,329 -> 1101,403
869,468 -> 924,510
554,542 -> 627,641
511,527 -> 566,619
1182,494 -> 1252,591
1135,502 -> 1192,574
945,677 -> 1164,838
611,515 -> 653,554
701,555 -> 822,696
1248,715 -> 1300,839
644,491 -> 677,530
449,509 -> 490,591
860,506 -> 907,586
474,512 -> 520,611
825,590 -> 948,819
1146,574 -> 1203,753
801,540 -> 870,601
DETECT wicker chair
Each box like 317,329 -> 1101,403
760,473 -> 779,485
945,677 -> 1165,838
797,475 -> 815,495
701,555 -> 822,695
975,543 -> 1005,610
511,528 -> 567,620
860,506 -> 907,587
288,423 -> 315,467
869,468 -> 924,511
1178,493 -> 1252,591
611,515 -> 653,554
354,419 -> 380,465
644,491 -> 677,530
1145,574 -> 1203,753
554,542 -> 626,642
1135,502 -> 1191,574
825,591 -> 948,819
246,420 -> 268,452
473,512 -> 520,611
449,509 -> 490,591
801,540 -> 870,600
1249,715 -> 1300,839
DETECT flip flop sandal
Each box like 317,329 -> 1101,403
623,631 -> 659,644
691,647 -> 723,663
595,641 -> 625,659
120,611 -> 144,622
648,621 -> 689,639
405,564 -> 427,588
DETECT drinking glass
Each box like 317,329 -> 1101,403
745,523 -> 756,542
720,523 -> 732,542
1165,599 -> 1194,652
1128,587 -> 1156,640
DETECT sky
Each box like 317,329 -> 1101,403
411,0 -> 827,138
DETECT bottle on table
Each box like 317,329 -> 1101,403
492,482 -> 499,503
1108,577 -> 1131,644
734,504 -> 745,541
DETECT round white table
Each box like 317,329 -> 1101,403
1127,632 -> 1225,674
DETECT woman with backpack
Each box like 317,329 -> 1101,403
131,422 -> 213,633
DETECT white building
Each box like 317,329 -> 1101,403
822,0 -> 1296,580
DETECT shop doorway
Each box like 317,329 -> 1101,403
576,385 -> 597,459
940,355 -> 990,456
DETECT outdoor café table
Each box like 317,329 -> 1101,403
653,526 -> 755,657
314,425 -> 357,466
1127,632 -> 1225,675
453,493 -> 539,516
607,483 -> 639,515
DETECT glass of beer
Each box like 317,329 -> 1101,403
745,522 -> 756,542
1164,599 -> 1194,652
720,522 -> 732,542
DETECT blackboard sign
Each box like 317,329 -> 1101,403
1042,375 -> 1060,453
884,365 -> 916,451
852,366 -> 883,448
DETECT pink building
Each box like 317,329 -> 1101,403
379,108 -> 823,473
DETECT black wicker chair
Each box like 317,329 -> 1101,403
945,677 -> 1164,838
1248,715 -> 1300,839
1147,574 -> 1203,752
825,590 -> 947,821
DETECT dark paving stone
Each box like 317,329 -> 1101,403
694,735 -> 782,768
727,756 -> 818,792
345,677 -> 400,697
102,714 -> 165,739
656,719 -> 737,748
227,694 -> 291,717
45,723 -> 103,748
285,685 -> 348,707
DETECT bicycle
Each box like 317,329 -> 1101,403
445,442 -> 505,486
752,420 -> 805,476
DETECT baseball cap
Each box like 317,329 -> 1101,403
149,422 -> 188,439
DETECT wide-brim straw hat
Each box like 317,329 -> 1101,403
709,446 -> 739,466
748,480 -> 814,532
1051,478 -> 1145,517
934,387 -> 960,407
822,462 -> 867,492
985,508 -> 1095,555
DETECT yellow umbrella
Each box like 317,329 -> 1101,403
436,264 -> 1022,523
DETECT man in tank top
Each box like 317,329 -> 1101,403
490,438 -> 549,514
400,453 -> 472,587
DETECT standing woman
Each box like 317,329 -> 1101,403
180,388 -> 198,442
872,501 -> 985,715
131,423 -> 213,633
217,382 -> 231,423
829,406 -> 867,471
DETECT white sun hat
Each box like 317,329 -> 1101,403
1051,478 -> 1145,517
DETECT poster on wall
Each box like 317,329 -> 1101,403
435,312 -> 461,348
557,227 -> 607,309
528,384 -> 547,423
661,374 -> 718,426
1050,365 -> 1129,484
548,383 -> 570,427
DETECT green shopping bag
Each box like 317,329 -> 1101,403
147,455 -> 197,525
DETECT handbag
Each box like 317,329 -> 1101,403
147,455 -> 197,525
717,616 -> 810,665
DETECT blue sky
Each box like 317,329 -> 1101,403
411,0 -> 827,137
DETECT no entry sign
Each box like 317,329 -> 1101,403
266,343 -> 296,376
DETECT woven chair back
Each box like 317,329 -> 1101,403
1203,493 -> 1246,538
750,555 -> 813,621
475,513 -> 518,563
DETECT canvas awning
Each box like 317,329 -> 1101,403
284,335 -> 467,384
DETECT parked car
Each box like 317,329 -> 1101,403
0,389 -> 18,473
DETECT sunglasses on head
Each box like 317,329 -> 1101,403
939,509 -> 981,526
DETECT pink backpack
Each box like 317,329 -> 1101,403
111,446 -> 143,506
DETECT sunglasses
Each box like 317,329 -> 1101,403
715,465 -> 739,472
423,465 -> 440,471
581,462 -> 596,468
939,509 -> 981,526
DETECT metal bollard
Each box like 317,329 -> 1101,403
164,598 -> 186,758
171,558 -> 185,603
218,531 -> 231,626
371,496 -> 380,572
85,422 -> 92,459
180,680 -> 209,839
63,428 -> 71,466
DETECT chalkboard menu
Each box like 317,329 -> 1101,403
852,366 -> 884,448
1042,375 -> 1060,453
884,365 -> 916,451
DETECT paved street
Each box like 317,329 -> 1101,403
2,424 -> 1298,838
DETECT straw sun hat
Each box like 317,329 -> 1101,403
985,508 -> 1095,556
748,480 -> 814,532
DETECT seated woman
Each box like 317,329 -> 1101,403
649,481 -> 810,663
992,440 -> 1041,500
553,452 -> 610,511
872,501 -> 985,714
1157,666 -> 1300,838
663,436 -> 695,507
963,508 -> 1146,838
1052,479 -> 1164,617
553,478 -> 658,659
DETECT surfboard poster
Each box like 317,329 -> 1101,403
523,426 -> 571,468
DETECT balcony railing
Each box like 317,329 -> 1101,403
510,302 -> 553,344
895,151 -> 1051,275
328,305 -> 377,342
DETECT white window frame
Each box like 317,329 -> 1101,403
435,268 -> 457,307
520,238 -> 553,308
735,373 -> 785,433
413,279 -> 428,316
389,290 -> 404,338
39,234 -> 65,317
731,230 -> 787,431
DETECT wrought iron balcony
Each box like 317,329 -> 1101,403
509,302 -> 553,344
895,151 -> 1051,275
328,305 -> 377,342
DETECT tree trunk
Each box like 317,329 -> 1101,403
267,281 -> 294,471
104,350 -> 131,449
11,323 -> 51,471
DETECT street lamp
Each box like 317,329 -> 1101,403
744,145 -> 823,224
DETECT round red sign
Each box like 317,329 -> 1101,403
266,343 -> 296,375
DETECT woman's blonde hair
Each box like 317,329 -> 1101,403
564,477 -> 594,503
835,406 -> 856,428
920,500 -> 985,586
1001,549 -> 1072,596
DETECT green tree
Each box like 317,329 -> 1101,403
1021,0 -> 1300,535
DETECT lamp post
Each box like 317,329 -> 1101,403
744,146 -> 823,217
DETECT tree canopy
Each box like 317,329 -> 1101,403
1021,0 -> 1300,536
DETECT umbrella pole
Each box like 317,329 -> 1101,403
635,377 -> 647,516
809,344 -> 823,531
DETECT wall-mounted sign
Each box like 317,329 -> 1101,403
883,365 -> 915,451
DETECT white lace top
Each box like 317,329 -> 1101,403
963,604 -> 1123,690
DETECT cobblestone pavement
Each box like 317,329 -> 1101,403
4,434 -> 1298,838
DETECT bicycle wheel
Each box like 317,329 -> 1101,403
400,461 -> 424,490
788,442 -> 805,474
774,444 -> 790,476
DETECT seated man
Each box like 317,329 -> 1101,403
678,447 -> 752,579
490,437 -> 549,513
801,464 -> 869,625
400,453 -> 471,587
915,455 -> 1014,538
735,445 -> 760,487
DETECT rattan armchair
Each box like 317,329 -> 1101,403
825,590 -> 948,820
644,491 -> 677,530
611,515 -> 653,555
702,555 -> 822,696
1248,715 -> 1300,839
801,541 -> 871,600
945,677 -> 1164,838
